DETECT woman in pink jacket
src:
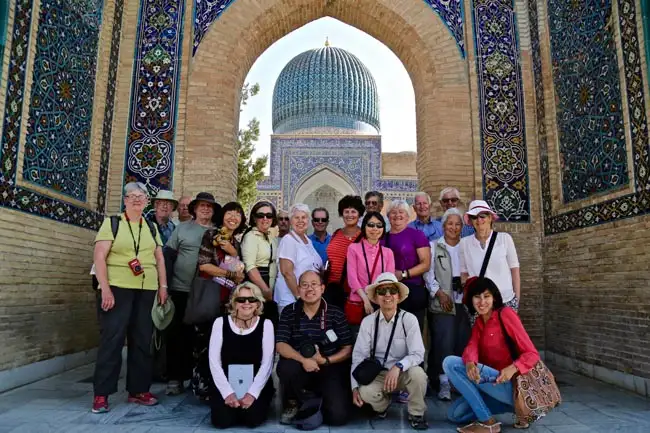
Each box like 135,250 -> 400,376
345,211 -> 395,329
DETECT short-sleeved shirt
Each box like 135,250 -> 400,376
309,232 -> 331,265
95,215 -> 162,290
165,221 -> 212,292
276,300 -> 353,357
325,229 -> 360,284
274,232 -> 323,307
383,227 -> 430,285
459,231 -> 520,302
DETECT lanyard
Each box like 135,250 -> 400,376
362,241 -> 384,284
124,213 -> 143,257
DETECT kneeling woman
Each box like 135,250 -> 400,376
443,278 -> 540,433
209,282 -> 275,428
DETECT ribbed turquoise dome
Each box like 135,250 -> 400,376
272,46 -> 380,134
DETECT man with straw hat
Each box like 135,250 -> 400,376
350,272 -> 429,430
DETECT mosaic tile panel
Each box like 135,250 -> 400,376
422,0 -> 465,58
530,0 -> 650,234
0,0 -> 123,229
97,0 -> 125,212
122,0 -> 185,195
472,0 -> 530,222
548,0 -> 628,202
257,136 -> 417,209
192,0 -> 465,58
22,0 -> 104,201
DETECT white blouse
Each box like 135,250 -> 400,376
208,316 -> 275,399
459,231 -> 519,302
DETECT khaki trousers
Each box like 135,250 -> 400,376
358,366 -> 428,416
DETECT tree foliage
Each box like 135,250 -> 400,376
236,83 -> 267,210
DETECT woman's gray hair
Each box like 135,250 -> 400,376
123,182 -> 149,197
387,199 -> 411,217
441,208 -> 464,226
289,203 -> 310,218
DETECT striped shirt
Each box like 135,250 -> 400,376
326,229 -> 360,284
276,300 -> 353,356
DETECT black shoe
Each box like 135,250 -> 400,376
408,414 -> 428,430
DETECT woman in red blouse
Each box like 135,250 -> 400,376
442,277 -> 539,433
324,195 -> 364,308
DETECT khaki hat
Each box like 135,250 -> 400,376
365,272 -> 409,304
151,190 -> 178,211
151,297 -> 175,330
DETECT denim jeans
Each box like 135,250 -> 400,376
442,356 -> 513,423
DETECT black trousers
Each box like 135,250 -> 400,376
277,358 -> 351,426
401,282 -> 428,330
210,384 -> 274,428
166,290 -> 194,381
426,304 -> 471,382
93,287 -> 156,396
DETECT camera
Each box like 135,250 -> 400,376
299,330 -> 338,358
128,258 -> 144,276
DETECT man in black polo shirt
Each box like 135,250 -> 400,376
276,270 -> 353,426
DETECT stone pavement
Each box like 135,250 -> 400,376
0,363 -> 648,432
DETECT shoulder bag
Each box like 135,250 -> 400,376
352,309 -> 400,385
497,309 -> 562,423
184,267 -> 223,324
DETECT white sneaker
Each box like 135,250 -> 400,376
438,381 -> 451,401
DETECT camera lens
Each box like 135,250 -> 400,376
300,343 -> 316,358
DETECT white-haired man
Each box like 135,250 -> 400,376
436,187 -> 474,238
408,192 -> 443,242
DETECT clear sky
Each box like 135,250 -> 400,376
239,17 -> 417,172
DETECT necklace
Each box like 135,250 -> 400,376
234,315 -> 255,334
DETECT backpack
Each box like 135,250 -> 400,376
91,215 -> 160,290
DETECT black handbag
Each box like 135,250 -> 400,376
352,309 -> 401,385
183,269 -> 222,324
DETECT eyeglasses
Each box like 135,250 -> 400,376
365,200 -> 378,206
375,286 -> 400,296
278,217 -> 289,222
312,218 -> 329,223
441,198 -> 459,204
126,194 -> 148,202
235,296 -> 260,304
299,282 -> 322,289
255,212 -> 274,220
469,213 -> 491,220
366,222 -> 384,229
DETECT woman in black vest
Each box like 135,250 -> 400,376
208,282 -> 275,428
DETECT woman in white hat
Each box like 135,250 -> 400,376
459,200 -> 521,312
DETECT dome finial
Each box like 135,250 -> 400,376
325,36 -> 330,47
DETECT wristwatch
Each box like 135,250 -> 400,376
395,362 -> 404,371
401,270 -> 407,280
324,356 -> 331,366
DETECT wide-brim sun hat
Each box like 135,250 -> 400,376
293,397 -> 323,431
151,297 -> 175,331
365,272 -> 409,304
464,200 -> 499,226
189,192 -> 221,219
151,190 -> 178,211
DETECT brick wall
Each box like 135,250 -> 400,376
381,152 -> 417,178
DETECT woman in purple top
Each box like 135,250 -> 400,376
384,199 -> 431,330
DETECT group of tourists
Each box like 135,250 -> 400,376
91,183 -> 557,433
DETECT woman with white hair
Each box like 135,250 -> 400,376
275,203 -> 323,313
91,182 -> 168,413
424,208 -> 471,401
208,282 -> 275,428
460,200 -> 521,311
385,200 -> 431,330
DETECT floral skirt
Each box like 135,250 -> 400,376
191,322 -> 216,401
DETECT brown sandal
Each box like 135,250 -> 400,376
514,419 -> 530,429
457,421 -> 502,433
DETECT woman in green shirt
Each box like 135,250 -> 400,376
91,182 -> 168,414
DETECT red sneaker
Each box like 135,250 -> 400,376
91,395 -> 109,413
127,392 -> 158,406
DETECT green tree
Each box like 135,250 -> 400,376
236,83 -> 267,210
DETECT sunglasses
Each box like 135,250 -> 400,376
366,222 -> 384,229
375,286 -> 400,296
442,198 -> 459,204
255,212 -> 274,220
312,218 -> 329,223
235,296 -> 259,304
365,200 -> 378,206
278,217 -> 289,222
469,213 -> 491,220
